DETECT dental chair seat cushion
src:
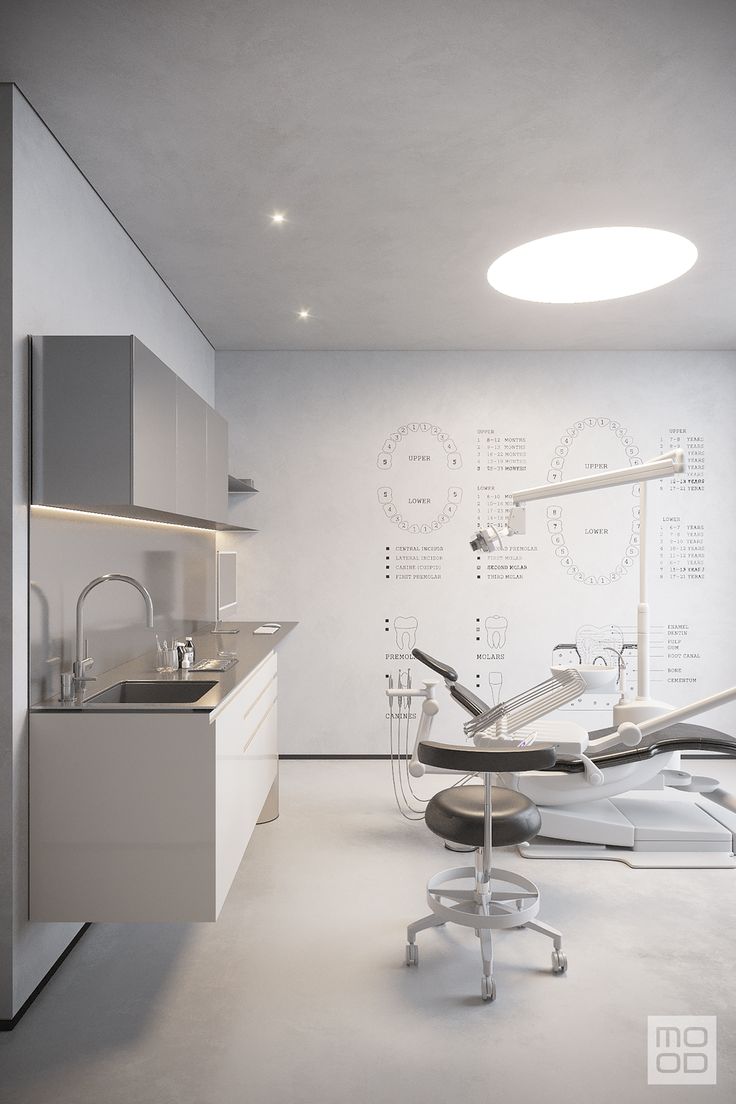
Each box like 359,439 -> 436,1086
425,786 -> 541,849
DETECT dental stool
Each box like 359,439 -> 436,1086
406,739 -> 567,1002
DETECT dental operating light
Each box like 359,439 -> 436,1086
487,227 -> 698,303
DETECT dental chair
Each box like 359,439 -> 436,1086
406,738 -> 566,1002
409,647 -> 736,868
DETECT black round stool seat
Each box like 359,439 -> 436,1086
425,785 -> 542,849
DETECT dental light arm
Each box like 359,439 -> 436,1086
614,685 -> 736,746
470,450 -> 685,551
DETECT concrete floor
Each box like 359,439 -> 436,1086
2,759 -> 735,1104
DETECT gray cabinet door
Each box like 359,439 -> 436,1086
132,338 -> 177,512
175,378 -> 208,519
31,336 -> 133,509
206,407 -> 229,523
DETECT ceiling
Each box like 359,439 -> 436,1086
2,0 -> 736,350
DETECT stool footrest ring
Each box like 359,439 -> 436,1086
425,865 -> 541,929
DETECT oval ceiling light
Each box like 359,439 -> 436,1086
486,227 -> 697,303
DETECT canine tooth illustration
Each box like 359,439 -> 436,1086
485,615 -> 508,649
394,616 -> 418,651
488,672 -> 504,705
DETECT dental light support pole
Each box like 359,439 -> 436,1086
472,450 -> 686,724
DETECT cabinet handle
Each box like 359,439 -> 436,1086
240,673 -> 277,724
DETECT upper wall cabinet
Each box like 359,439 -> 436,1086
31,335 -> 245,530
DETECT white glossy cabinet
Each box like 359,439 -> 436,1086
29,653 -> 279,922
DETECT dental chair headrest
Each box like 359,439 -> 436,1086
411,648 -> 458,683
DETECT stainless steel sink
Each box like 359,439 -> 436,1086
85,680 -> 217,704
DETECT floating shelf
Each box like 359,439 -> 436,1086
228,476 -> 258,494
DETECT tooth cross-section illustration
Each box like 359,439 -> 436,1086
575,623 -> 624,666
394,616 -> 418,651
485,615 -> 508,649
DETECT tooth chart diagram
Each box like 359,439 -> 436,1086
545,417 -> 642,586
377,422 -> 463,533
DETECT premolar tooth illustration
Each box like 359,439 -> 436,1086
575,624 -> 624,666
394,616 -> 418,651
488,672 -> 504,705
485,615 -> 508,649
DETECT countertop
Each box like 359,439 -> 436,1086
31,622 -> 297,716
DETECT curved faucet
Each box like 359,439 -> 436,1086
73,574 -> 155,692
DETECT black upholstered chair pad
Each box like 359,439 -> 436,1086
425,785 -> 542,849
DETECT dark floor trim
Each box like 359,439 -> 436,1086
280,754 -> 402,760
0,923 -> 91,1031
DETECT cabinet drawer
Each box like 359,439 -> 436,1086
215,697 -> 278,913
214,653 -> 276,747
214,651 -> 277,723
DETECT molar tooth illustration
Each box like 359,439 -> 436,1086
394,616 -> 418,651
485,615 -> 508,649
488,672 -> 504,705
575,624 -> 624,666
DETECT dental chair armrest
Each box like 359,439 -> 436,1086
587,722 -> 643,754
555,752 -> 605,786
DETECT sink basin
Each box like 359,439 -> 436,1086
86,680 -> 217,704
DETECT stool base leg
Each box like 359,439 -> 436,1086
407,912 -> 445,942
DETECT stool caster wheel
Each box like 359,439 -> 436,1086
406,942 -> 419,967
481,975 -> 496,1002
551,949 -> 567,974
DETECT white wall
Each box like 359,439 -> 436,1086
217,350 -> 736,754
1,85 -> 215,1020
0,83 -> 14,1024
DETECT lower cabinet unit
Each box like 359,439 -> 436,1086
30,652 -> 278,922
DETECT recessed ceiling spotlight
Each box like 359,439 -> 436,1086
270,211 -> 287,225
297,309 -> 311,320
486,227 -> 698,303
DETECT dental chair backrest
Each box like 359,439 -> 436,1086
412,647 -> 491,719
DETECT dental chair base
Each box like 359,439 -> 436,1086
520,790 -> 736,868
